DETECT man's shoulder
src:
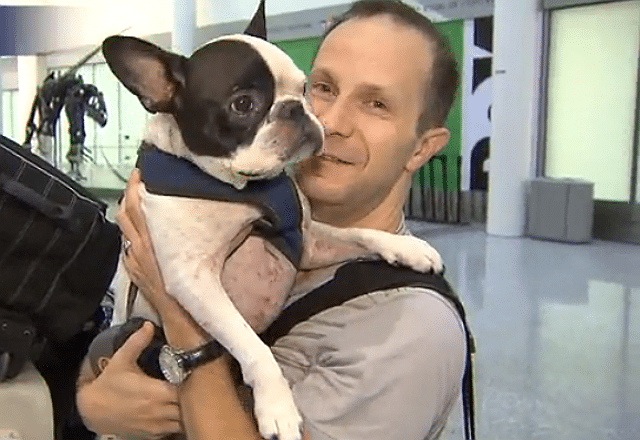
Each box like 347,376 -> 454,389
274,283 -> 466,359
273,284 -> 467,440
329,284 -> 466,340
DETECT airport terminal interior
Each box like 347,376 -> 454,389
1,0 -> 640,439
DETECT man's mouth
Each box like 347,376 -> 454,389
236,170 -> 264,177
318,154 -> 353,165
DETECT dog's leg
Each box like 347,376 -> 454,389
167,267 -> 302,440
143,194 -> 302,440
300,220 -> 443,272
110,258 -> 131,326
111,256 -> 161,327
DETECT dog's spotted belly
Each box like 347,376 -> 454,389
222,234 -> 296,332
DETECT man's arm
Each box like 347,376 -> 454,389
161,309 -> 310,440
157,307 -> 261,439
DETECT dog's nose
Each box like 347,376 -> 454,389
275,100 -> 305,122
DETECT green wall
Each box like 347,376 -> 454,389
275,20 -> 464,190
431,20 -> 463,191
274,37 -> 323,74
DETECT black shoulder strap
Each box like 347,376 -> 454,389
260,260 -> 476,440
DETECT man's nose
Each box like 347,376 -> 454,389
316,97 -> 353,137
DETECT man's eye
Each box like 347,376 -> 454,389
367,99 -> 388,112
230,95 -> 254,114
312,82 -> 332,95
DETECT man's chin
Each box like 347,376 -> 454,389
296,172 -> 354,206
296,155 -> 356,179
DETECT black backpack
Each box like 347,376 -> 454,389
0,134 -> 121,379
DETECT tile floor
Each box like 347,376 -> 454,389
407,221 -> 640,440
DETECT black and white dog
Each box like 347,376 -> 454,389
101,3 -> 442,440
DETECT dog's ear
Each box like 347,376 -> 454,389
102,36 -> 187,113
244,0 -> 266,40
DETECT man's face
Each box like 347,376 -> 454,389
295,15 -> 434,223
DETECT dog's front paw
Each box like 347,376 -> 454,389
253,374 -> 302,440
377,235 -> 443,273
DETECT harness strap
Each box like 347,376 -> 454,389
261,260 -> 476,440
136,143 -> 304,267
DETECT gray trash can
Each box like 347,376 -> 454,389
527,177 -> 594,243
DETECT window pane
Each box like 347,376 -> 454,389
545,1 -> 640,201
12,91 -> 20,142
2,91 -> 15,139
93,62 -> 120,165
119,81 -> 147,165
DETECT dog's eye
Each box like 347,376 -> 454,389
230,95 -> 254,114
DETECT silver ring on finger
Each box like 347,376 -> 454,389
122,239 -> 132,255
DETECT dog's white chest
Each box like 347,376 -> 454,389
140,187 -> 263,265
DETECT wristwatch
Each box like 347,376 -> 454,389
158,340 -> 226,384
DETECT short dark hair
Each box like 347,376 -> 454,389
319,0 -> 459,133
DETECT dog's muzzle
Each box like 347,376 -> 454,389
274,100 -> 306,122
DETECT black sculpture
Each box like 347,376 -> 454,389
24,47 -> 107,180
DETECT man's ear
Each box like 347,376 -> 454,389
244,0 -> 267,40
102,36 -> 187,114
405,127 -> 450,173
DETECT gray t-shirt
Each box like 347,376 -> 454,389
271,278 -> 467,439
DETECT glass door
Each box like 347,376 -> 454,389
544,0 -> 640,243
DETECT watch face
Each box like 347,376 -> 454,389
159,345 -> 186,384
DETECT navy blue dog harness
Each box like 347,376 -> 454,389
136,143 -> 304,268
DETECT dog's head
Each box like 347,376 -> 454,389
102,0 -> 323,183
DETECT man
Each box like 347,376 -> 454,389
76,1 -> 466,439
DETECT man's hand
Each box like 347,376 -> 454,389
76,322 -> 183,439
116,169 -> 177,317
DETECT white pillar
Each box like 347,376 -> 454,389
0,62 -> 4,136
173,0 -> 196,56
17,56 -> 46,145
486,0 -> 543,236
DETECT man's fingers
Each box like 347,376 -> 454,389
148,420 -> 184,439
116,169 -> 140,233
123,169 -> 148,236
110,321 -> 155,367
116,206 -> 137,249
157,401 -> 183,423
